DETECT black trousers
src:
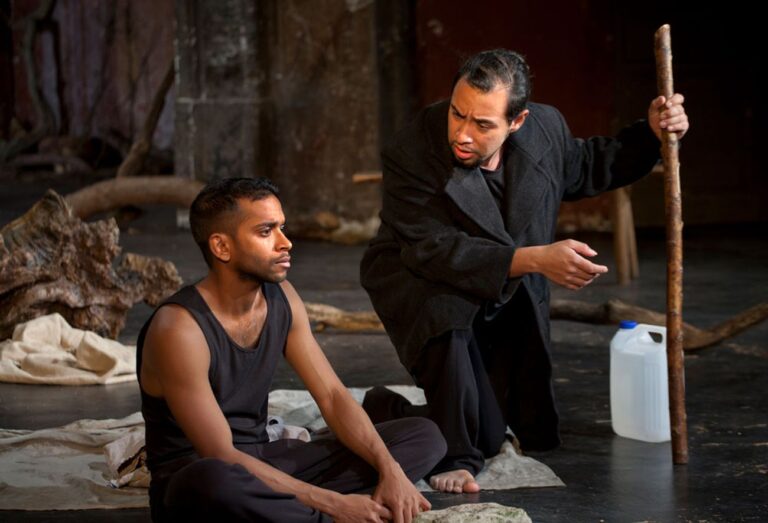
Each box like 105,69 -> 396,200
364,291 -> 559,476
149,418 -> 445,523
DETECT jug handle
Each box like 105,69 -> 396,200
638,324 -> 667,345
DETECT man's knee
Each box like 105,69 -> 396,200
412,330 -> 475,386
382,417 -> 446,478
408,416 -> 447,458
162,457 -> 328,523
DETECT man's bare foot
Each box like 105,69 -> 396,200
429,469 -> 480,493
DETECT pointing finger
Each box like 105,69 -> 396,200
569,240 -> 598,257
573,255 -> 608,274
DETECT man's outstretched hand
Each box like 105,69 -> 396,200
648,93 -> 689,140
372,463 -> 431,523
536,240 -> 608,290
511,240 -> 608,290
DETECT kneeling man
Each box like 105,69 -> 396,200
138,177 -> 445,522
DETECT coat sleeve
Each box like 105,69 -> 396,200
560,109 -> 661,201
379,149 -> 518,303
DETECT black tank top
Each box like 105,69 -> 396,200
136,283 -> 292,473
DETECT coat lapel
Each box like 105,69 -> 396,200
444,166 -> 511,244
502,150 -> 550,240
502,108 -> 554,240
426,102 -> 511,244
427,101 -> 554,244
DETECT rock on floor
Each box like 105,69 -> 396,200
414,502 -> 532,522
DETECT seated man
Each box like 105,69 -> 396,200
138,177 -> 445,522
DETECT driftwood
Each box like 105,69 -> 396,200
56,59 -> 186,222
305,299 -> 768,352
352,172 -> 383,184
0,191 -> 182,340
550,299 -> 767,350
65,176 -> 204,220
304,302 -> 384,332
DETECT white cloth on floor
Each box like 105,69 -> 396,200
0,387 -> 563,511
0,412 -> 148,510
103,415 -> 310,490
263,388 -> 564,490
104,427 -> 150,488
0,313 -> 136,385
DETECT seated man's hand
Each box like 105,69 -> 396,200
535,240 -> 608,290
328,493 -> 391,523
648,93 -> 689,140
373,463 -> 431,523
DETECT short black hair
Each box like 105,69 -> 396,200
452,49 -> 531,121
189,177 -> 280,267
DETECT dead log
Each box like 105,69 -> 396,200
116,60 -> 175,178
64,176 -> 204,220
550,299 -> 767,350
352,172 -> 383,184
0,191 -> 182,340
304,302 -> 384,332
305,299 -> 767,351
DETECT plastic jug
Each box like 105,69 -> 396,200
610,321 -> 671,442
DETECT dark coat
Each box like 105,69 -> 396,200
360,100 -> 660,442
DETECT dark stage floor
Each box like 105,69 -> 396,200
1,176 -> 766,522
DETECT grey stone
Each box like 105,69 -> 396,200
414,502 -> 532,523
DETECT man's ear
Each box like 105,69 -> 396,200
508,109 -> 530,134
208,233 -> 232,263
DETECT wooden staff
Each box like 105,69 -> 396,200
655,24 -> 688,464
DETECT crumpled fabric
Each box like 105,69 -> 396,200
0,313 -> 136,385
0,387 -> 564,512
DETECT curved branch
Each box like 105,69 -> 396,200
64,176 -> 203,219
304,298 -> 768,351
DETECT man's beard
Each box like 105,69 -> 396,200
451,154 -> 483,169
450,143 -> 485,169
235,264 -> 287,284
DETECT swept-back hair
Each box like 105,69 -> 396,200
452,49 -> 532,121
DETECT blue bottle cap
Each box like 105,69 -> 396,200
619,320 -> 638,329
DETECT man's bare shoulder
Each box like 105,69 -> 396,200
146,304 -> 205,348
279,279 -> 301,305
142,303 -> 210,396
279,279 -> 310,325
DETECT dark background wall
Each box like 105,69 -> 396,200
0,1 -> 13,141
412,0 -> 767,228
7,0 -> 175,152
2,0 -> 765,233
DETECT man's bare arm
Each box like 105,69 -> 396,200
141,305 -> 388,522
281,281 -> 431,523
508,240 -> 608,290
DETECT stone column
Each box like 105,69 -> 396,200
174,0 -> 406,241
174,0 -> 268,186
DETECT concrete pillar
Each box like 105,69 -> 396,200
174,0 -> 268,185
174,0 -> 400,241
